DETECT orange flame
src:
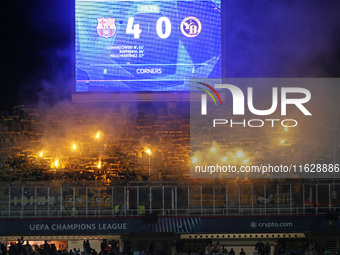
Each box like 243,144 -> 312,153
95,132 -> 100,139
54,159 -> 59,168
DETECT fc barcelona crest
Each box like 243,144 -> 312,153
97,18 -> 116,38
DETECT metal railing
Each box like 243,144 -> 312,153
0,206 -> 338,219
0,182 -> 339,218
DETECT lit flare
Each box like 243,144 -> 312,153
54,159 -> 59,168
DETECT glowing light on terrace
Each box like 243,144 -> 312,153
210,147 -> 216,153
192,157 -> 198,163
145,149 -> 151,181
236,150 -> 244,158
243,159 -> 249,164
72,144 -> 77,150
284,127 -> 288,132
222,157 -> 227,162
39,151 -> 43,157
98,160 -> 101,169
280,139 -> 285,144
95,132 -> 101,139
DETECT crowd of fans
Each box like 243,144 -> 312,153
0,239 -> 121,255
0,238 -> 338,255
185,240 -> 334,255
0,105 -> 190,183
0,104 -> 336,185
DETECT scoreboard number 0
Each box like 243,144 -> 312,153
156,17 -> 171,39
126,17 -> 172,39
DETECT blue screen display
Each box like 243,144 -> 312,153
75,0 -> 221,92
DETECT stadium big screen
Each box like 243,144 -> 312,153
75,0 -> 221,92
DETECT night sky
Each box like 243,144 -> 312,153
1,0 -> 73,110
1,0 -> 340,110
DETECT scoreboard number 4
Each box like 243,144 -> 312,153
126,17 -> 171,39
126,17 -> 142,39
